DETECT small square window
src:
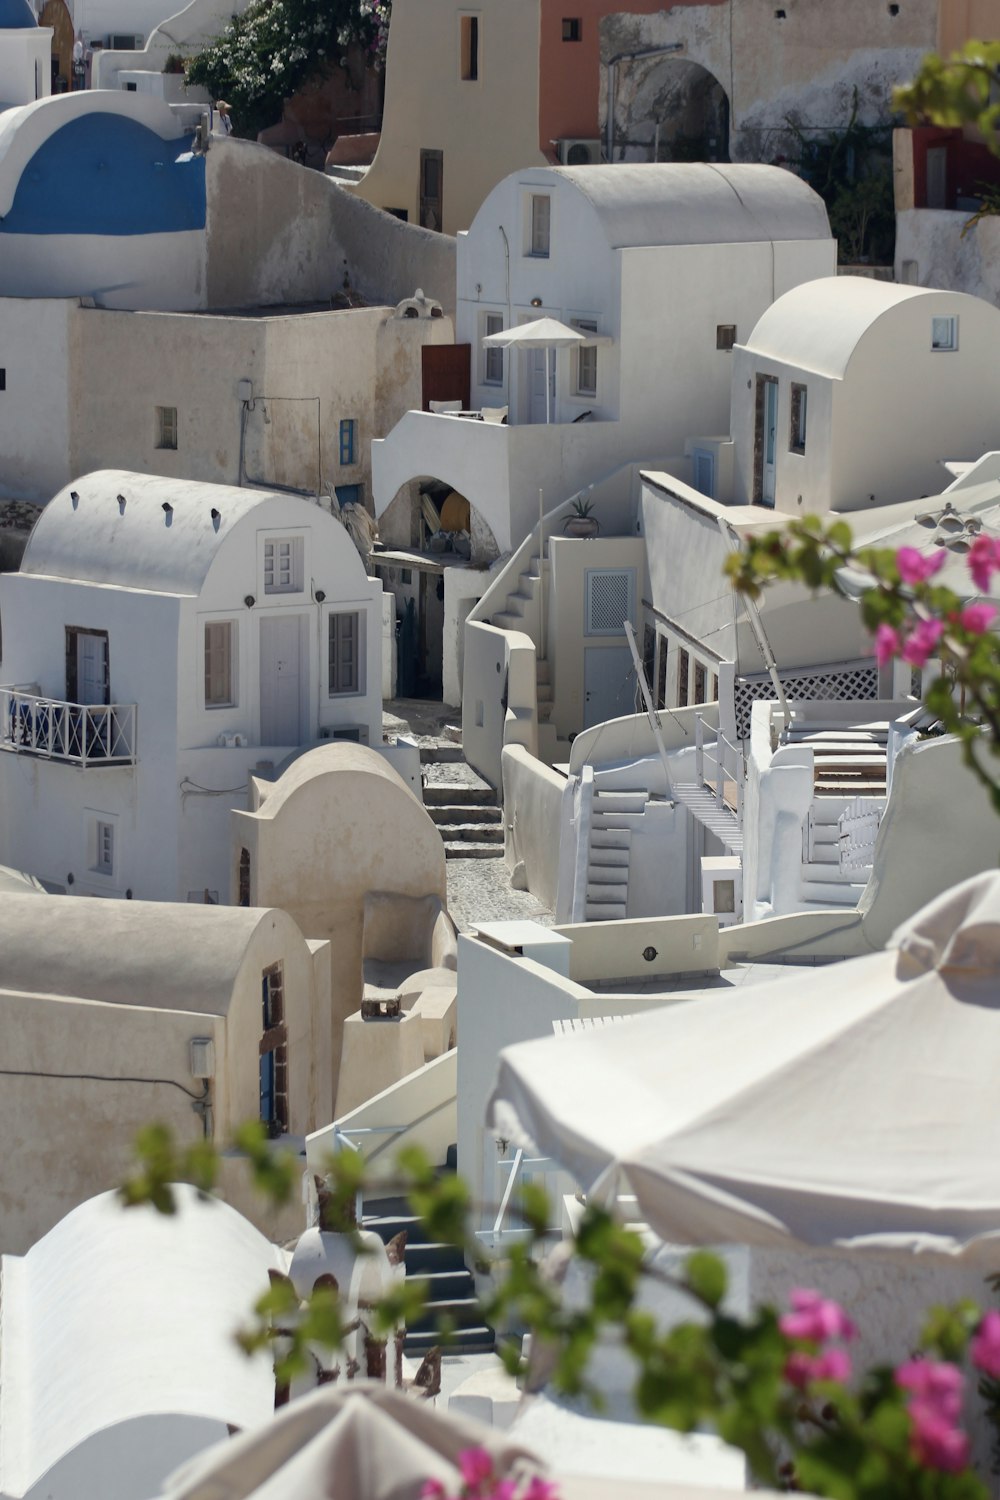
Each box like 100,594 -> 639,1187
460,14 -> 479,80
339,418 -> 357,466
790,383 -> 808,453
263,536 -> 304,594
0,369 -> 6,392
156,405 -> 178,450
562,17 -> 581,40
931,315 -> 958,351
716,324 -> 737,351
529,194 -> 550,257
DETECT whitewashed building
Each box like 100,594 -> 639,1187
728,277 -> 1000,512
0,471 -> 383,901
0,0 -> 50,107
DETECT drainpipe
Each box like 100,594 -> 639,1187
604,43 -> 685,164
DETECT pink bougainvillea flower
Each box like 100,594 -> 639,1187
971,1308 -> 1000,1379
958,602 -> 998,635
458,1449 -> 496,1489
783,1347 -> 852,1390
908,1401 -> 970,1473
900,618 -> 945,668
779,1288 -> 857,1344
420,1482 -> 448,1500
874,622 -> 901,666
967,536 -> 1000,593
522,1478 -> 562,1500
896,1359 -> 964,1422
896,547 -> 947,585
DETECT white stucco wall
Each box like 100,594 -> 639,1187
895,209 -> 1000,306
0,298 -> 73,503
0,28 -> 51,107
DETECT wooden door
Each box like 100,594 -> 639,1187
421,343 -> 471,410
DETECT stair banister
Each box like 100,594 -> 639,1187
694,710 -> 704,786
492,1147 -> 524,1246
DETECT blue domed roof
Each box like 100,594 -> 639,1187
0,0 -> 38,27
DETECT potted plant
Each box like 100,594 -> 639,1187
563,495 -> 599,539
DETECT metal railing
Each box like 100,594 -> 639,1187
695,711 -> 745,826
476,1149 -> 558,1248
0,688 -> 137,767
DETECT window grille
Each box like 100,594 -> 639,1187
586,569 -> 633,634
530,195 -> 550,257
260,963 -> 288,1135
238,848 -> 251,907
156,406 -> 177,451
263,537 -> 303,594
339,419 -> 357,466
484,313 -> 504,385
733,661 -> 878,739
204,621 -> 235,707
329,611 -> 360,694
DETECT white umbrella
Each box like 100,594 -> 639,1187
482,316 -> 585,425
488,872 -> 1000,1263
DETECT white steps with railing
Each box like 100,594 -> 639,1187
670,714 -> 745,856
790,721 -> 889,909
583,790 -> 645,921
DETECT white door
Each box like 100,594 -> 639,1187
260,615 -> 306,745
584,646 -> 636,729
926,146 -> 947,209
761,378 -> 778,506
78,633 -> 108,705
525,347 -> 553,424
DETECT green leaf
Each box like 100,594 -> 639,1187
684,1251 -> 728,1309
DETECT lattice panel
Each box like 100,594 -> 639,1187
734,663 -> 878,739
587,570 -> 631,633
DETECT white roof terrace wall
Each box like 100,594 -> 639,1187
731,278 -> 1000,513
0,23 -> 51,108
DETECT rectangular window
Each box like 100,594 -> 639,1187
656,636 -> 668,710
260,963 -> 288,1136
694,660 -> 707,705
335,484 -> 362,509
790,383 -> 808,453
329,611 -> 361,695
339,418 -> 356,466
460,14 -> 479,79
95,820 -> 114,875
483,312 -> 504,385
156,405 -> 178,450
716,324 -> 737,351
0,369 -> 6,392
562,17 -> 581,40
263,536 -> 304,594
585,568 -> 634,635
204,620 -> 236,707
529,194 -> 550,257
572,319 -> 598,398
931,316 -> 957,351
677,648 -> 690,707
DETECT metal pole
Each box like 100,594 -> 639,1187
624,620 -> 674,797
538,488 -> 545,659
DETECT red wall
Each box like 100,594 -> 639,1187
909,124 -> 1000,209
537,0 -> 726,154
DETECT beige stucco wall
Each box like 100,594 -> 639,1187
349,0 -> 546,234
896,209 -> 1000,304
205,139 -> 456,312
0,298 -> 73,504
601,0 -> 936,163
0,899 -> 330,1254
501,744 -> 566,911
546,534 -> 646,738
231,744 -> 447,1107
67,303 -> 452,505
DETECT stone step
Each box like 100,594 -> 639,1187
491,613 -> 521,631
800,878 -> 866,906
585,900 -> 627,921
428,804 -> 502,825
813,781 -> 886,798
801,861 -> 866,884
506,595 -> 530,616
589,845 -> 630,868
422,783 -> 497,807
591,828 -> 631,848
436,821 -> 504,840
404,1326 -> 497,1355
593,792 -> 647,813
445,842 -> 505,859
586,879 -> 628,903
419,743 -> 464,764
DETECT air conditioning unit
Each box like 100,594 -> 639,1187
111,33 -> 143,48
557,138 -> 601,166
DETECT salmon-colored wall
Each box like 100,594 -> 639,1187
938,0 -> 1000,54
538,0 -> 727,151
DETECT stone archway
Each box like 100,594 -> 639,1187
615,58 -> 730,164
38,0 -> 74,92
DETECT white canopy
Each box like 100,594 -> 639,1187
488,873 -> 1000,1263
481,317 -> 585,351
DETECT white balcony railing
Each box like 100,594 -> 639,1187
0,688 -> 137,767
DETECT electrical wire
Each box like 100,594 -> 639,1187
0,1067 -> 209,1100
180,777 -> 251,797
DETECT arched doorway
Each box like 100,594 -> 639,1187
38,0 -> 74,92
373,477 -> 500,702
615,58 -> 730,163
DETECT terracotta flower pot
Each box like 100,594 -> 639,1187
563,515 -> 600,538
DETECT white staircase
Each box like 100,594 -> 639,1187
584,790 -> 645,921
790,723 -> 889,909
490,550 -> 547,637
671,782 -> 743,855
669,714 -> 744,856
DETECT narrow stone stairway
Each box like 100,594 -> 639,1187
421,742 -> 504,860
363,1148 -> 494,1356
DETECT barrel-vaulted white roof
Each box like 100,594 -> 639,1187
742,277 -> 1000,380
0,1186 -> 279,1499
0,893 -> 295,1014
21,470 -> 367,597
542,163 -> 830,249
